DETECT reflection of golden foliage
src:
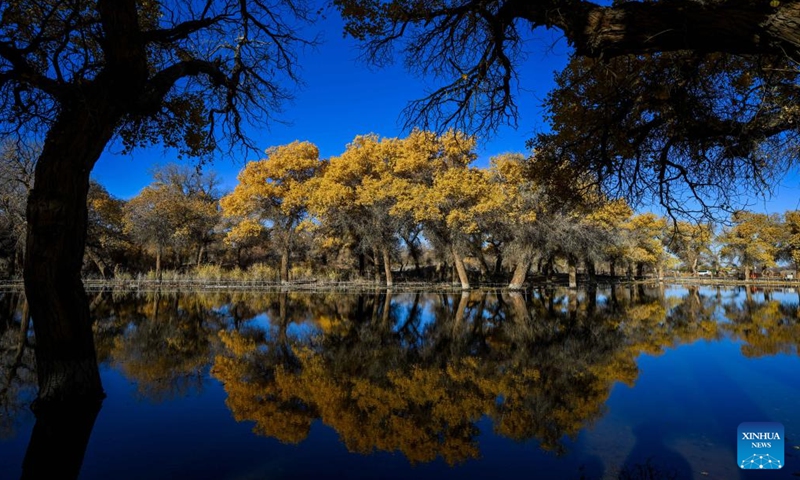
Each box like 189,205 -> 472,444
154,287 -> 797,465
213,321 -> 629,464
724,300 -> 800,357
212,336 -> 316,444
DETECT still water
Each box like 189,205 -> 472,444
1,285 -> 799,479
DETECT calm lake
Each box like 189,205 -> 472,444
1,285 -> 799,479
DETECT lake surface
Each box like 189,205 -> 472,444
1,285 -> 799,479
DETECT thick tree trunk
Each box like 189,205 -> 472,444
636,262 -> 644,278
451,246 -> 470,289
568,256 -> 577,289
24,105 -> 115,409
382,248 -> 393,288
437,262 -> 446,282
21,403 -> 101,480
587,284 -> 597,315
610,259 -> 616,278
85,249 -> 108,279
358,252 -> 366,278
155,246 -> 162,282
544,256 -> 555,282
744,265 -> 752,280
280,247 -> 290,284
584,260 -> 596,284
372,249 -> 380,283
493,253 -> 503,277
508,260 -> 530,290
476,251 -> 490,279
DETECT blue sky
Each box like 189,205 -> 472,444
93,10 -> 567,197
90,7 -> 800,215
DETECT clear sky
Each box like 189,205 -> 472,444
90,8 -> 566,196
90,6 -> 800,215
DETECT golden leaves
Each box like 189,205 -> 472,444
221,141 -> 322,244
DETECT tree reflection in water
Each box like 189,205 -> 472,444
205,286 -> 798,465
2,286 -> 799,475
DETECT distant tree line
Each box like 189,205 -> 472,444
1,137 -> 798,288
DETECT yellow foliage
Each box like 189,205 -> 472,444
220,141 -> 322,244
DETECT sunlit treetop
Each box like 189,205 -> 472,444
719,210 -> 784,270
221,141 -> 321,219
392,129 -> 477,179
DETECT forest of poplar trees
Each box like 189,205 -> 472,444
3,135 -> 798,290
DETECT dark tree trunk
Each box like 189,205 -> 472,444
21,403 -> 101,480
568,255 -> 578,289
24,101 -> 117,409
372,249 -> 380,282
545,256 -> 555,282
636,262 -> 644,278
587,283 -> 598,315
493,253 -> 503,277
155,246 -> 163,282
280,247 -> 290,284
610,285 -> 619,311
382,248 -> 393,288
85,249 -> 108,279
358,252 -> 366,277
584,260 -> 596,284
476,250 -> 490,279
610,259 -> 617,278
196,245 -> 204,267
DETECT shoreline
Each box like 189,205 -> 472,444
1,276 -> 798,293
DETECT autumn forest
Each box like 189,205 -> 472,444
3,133 -> 798,291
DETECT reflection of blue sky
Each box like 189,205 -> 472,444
588,336 -> 800,479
